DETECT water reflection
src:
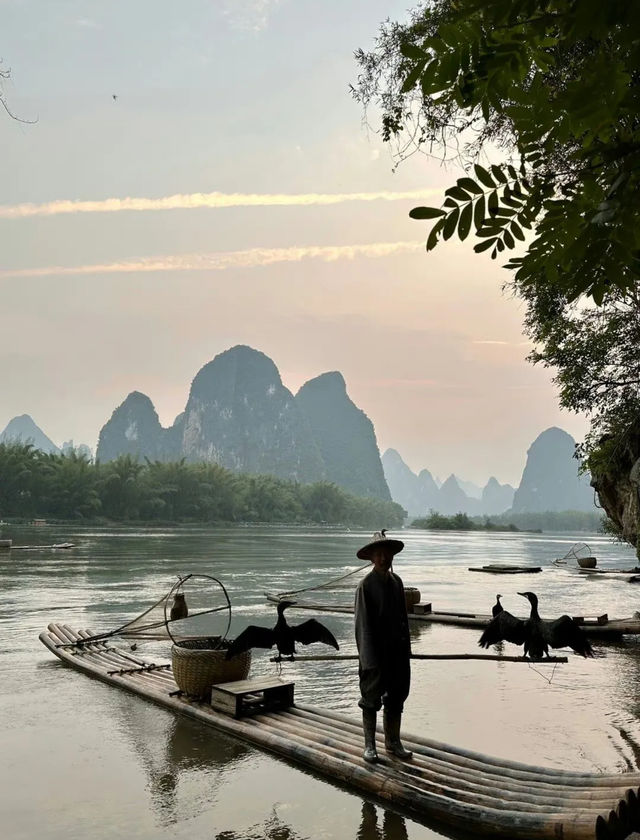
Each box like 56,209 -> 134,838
356,802 -> 408,840
214,811 -> 307,839
211,802 -> 409,840
115,696 -> 249,826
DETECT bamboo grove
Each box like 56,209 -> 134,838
0,442 -> 405,527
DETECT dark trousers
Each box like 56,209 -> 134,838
358,658 -> 410,713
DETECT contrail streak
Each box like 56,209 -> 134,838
0,189 -> 441,219
0,240 -> 423,279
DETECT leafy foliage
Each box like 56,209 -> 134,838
520,281 -> 640,455
0,443 -> 405,528
353,0 -> 640,303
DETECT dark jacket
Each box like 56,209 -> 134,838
354,568 -> 411,710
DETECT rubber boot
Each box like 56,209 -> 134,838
383,710 -> 413,760
362,709 -> 379,763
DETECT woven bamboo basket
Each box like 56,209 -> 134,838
577,556 -> 597,569
171,638 -> 251,699
404,587 -> 421,611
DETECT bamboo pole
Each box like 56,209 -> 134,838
280,709 -> 627,805
237,712 -> 606,837
288,707 -> 638,806
295,704 -> 640,788
68,628 -> 177,692
279,653 -> 569,663
250,711 -> 603,814
252,718 -> 554,814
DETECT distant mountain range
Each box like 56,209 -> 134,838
382,449 -> 516,516
382,427 -> 594,516
94,345 -> 390,501
0,415 -> 61,455
1,347 -> 596,516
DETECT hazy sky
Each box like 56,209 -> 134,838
1,0 -> 588,486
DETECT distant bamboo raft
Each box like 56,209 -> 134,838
264,594 -> 636,641
40,623 -> 640,840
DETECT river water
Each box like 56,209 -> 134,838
1,524 -> 640,840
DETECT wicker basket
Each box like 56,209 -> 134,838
577,556 -> 597,569
404,587 -> 421,611
171,638 -> 251,699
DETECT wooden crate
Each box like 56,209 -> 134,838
210,677 -> 294,718
573,614 -> 609,626
412,602 -> 432,615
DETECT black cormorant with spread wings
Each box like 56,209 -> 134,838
479,591 -> 594,660
225,600 -> 339,661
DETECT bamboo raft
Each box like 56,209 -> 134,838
40,623 -> 640,839
468,564 -> 543,574
7,542 -> 75,550
264,595 -> 636,641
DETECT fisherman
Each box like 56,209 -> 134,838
354,530 -> 412,763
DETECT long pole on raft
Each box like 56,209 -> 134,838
271,653 -> 569,663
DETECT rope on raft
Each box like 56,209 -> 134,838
55,573 -> 233,648
273,562 -> 370,598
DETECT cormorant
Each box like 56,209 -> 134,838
492,594 -> 503,617
479,591 -> 594,660
170,592 -> 188,621
225,600 -> 339,661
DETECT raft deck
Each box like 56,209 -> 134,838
40,623 -> 640,840
265,595 -> 637,640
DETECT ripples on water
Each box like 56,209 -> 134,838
1,524 -> 639,839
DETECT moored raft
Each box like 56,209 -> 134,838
40,623 -> 640,839
468,564 -> 543,574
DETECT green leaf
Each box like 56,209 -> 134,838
474,238 -> 497,253
502,193 -> 524,208
442,208 -> 460,241
474,164 -> 496,189
473,196 -> 485,231
491,165 -> 508,184
426,218 -> 445,252
476,227 -> 500,238
399,43 -> 426,60
401,62 -> 425,93
445,186 -> 471,202
457,177 -> 483,195
510,220 -> 525,241
488,191 -> 499,214
409,206 -> 447,220
503,229 -> 515,249
458,202 -> 473,240
507,164 -> 518,180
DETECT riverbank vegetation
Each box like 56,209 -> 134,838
411,510 -> 603,533
411,512 -> 521,531
0,443 -> 405,527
